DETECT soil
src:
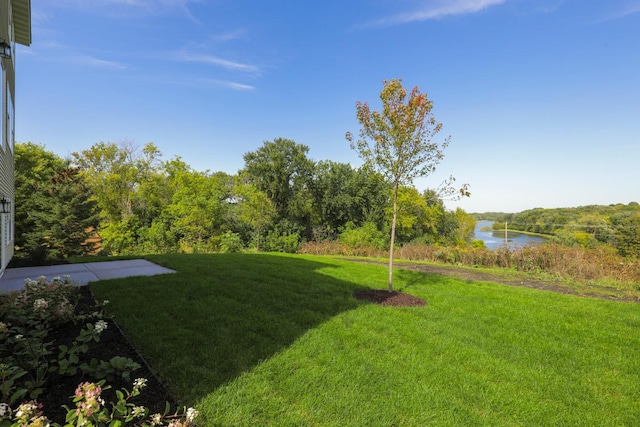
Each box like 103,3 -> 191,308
348,259 -> 594,307
353,289 -> 427,306
35,287 -> 177,424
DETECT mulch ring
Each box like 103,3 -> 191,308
353,289 -> 427,307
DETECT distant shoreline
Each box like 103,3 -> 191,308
478,222 -> 551,239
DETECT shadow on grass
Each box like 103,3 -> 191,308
392,265 -> 458,293
89,253 -> 368,404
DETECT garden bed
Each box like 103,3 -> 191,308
43,286 -> 176,423
1,283 -> 178,425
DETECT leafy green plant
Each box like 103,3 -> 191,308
80,356 -> 141,383
338,221 -> 387,250
264,230 -> 300,253
0,276 -> 145,418
55,320 -> 109,376
0,378 -> 198,427
219,231 -> 244,253
0,276 -> 78,402
0,364 -> 29,406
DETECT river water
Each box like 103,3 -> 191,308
474,221 -> 548,250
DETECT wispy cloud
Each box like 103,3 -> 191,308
524,0 -> 565,15
19,38 -> 129,70
37,0 -> 201,19
69,55 -> 128,70
357,0 -> 508,29
580,1 -> 640,24
599,2 -> 640,22
47,0 -> 200,9
175,51 -> 258,73
199,79 -> 256,91
210,29 -> 248,43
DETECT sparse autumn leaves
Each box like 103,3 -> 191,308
347,79 -> 448,186
347,78 -> 469,291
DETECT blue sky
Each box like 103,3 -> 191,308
16,0 -> 640,213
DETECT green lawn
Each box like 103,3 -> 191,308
89,253 -> 640,426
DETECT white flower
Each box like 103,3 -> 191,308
0,403 -> 10,417
132,406 -> 146,418
133,378 -> 148,390
151,413 -> 163,425
33,298 -> 49,311
30,415 -> 50,427
14,334 -> 25,341
56,299 -> 73,317
15,402 -> 37,418
186,407 -> 199,423
94,320 -> 108,333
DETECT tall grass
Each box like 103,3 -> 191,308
299,241 -> 640,285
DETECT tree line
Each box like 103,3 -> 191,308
484,204 -> 640,257
14,138 -> 476,264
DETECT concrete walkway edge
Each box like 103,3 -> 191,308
0,259 -> 176,293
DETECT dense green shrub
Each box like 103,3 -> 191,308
219,231 -> 244,253
265,231 -> 300,253
339,222 -> 387,250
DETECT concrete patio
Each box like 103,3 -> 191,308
0,259 -> 176,293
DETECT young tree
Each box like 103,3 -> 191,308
346,79 -> 469,291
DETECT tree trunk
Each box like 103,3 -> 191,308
256,226 -> 261,251
388,183 -> 399,292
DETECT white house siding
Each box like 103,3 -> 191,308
0,138 -> 14,275
0,0 -> 30,277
